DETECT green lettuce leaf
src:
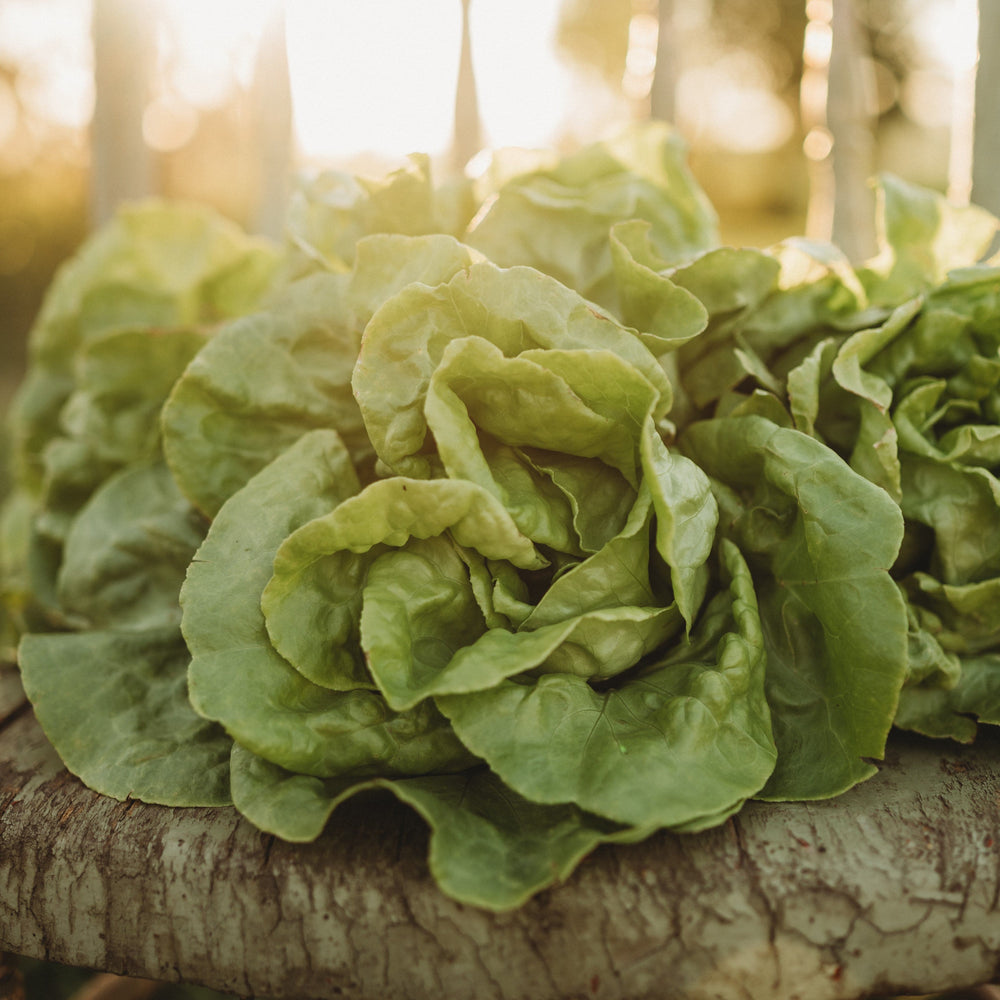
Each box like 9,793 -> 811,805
163,234 -> 478,516
899,455 -> 1000,585
680,415 -> 908,799
608,218 -> 709,353
437,539 -> 775,829
674,239 -> 874,421
183,430 -> 472,778
57,461 -> 206,631
466,122 -> 718,309
10,200 -> 278,496
859,174 -> 999,307
285,153 -> 454,271
523,450 -> 636,553
361,485 -> 682,710
640,416 -> 717,631
18,626 -> 231,806
425,335 -> 661,496
262,476 -> 545,689
33,325 -> 208,542
895,653 -> 1000,742
353,259 -> 670,479
229,744 -> 625,911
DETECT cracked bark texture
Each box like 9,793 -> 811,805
2,662 -> 1000,1000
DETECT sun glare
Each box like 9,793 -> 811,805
284,0 -> 462,163
469,0 -> 574,150
155,0 -> 281,107
284,0 -> 578,166
0,0 -> 981,184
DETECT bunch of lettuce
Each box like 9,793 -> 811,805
2,123 -> 994,911
661,175 -> 1000,746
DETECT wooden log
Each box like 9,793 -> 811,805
1,660 -> 1000,1000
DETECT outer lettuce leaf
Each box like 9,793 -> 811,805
18,626 -> 231,806
899,455 -> 1000,585
183,430 -> 472,778
12,445 -> 225,805
10,200 -> 278,496
680,415 -> 908,800
34,326 -> 208,541
163,234 -> 478,516
163,273 -> 358,516
285,154 -> 462,271
466,122 -> 718,309
895,654 -> 1000,742
437,540 -> 776,829
859,174 -> 999,307
229,744 -> 626,911
57,461 -> 206,631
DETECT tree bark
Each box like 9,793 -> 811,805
2,660 -> 1000,999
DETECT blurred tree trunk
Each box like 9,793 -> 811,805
451,0 -> 482,172
90,0 -> 156,227
827,0 -> 876,259
250,5 -> 293,239
973,1 -> 1000,219
802,0 -> 876,261
650,0 -> 676,123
